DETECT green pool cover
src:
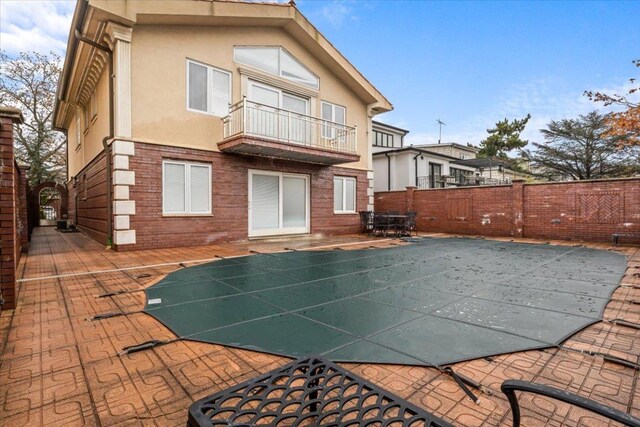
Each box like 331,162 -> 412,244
143,237 -> 627,366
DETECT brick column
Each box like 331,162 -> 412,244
405,186 -> 417,212
512,179 -> 525,238
0,107 -> 24,310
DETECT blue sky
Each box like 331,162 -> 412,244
2,0 -> 639,146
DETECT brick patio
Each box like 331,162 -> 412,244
1,227 -> 639,426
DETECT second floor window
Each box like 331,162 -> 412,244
321,101 -> 346,139
75,114 -> 81,148
187,60 -> 231,117
373,130 -> 394,147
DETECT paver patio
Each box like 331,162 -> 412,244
1,227 -> 639,426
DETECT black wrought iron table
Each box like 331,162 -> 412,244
187,355 -> 453,427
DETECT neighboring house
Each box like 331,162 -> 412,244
372,144 -> 476,192
53,0 -> 392,250
452,157 -> 528,184
371,121 -> 409,154
412,142 -> 478,160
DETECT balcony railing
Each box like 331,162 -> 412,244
222,98 -> 357,155
417,175 -> 512,189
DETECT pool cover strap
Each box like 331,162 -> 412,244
121,339 -> 167,355
444,367 -> 480,404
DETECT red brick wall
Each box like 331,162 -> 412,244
523,179 -> 640,242
67,151 -> 108,244
375,178 -> 640,244
117,142 -> 368,250
0,113 -> 19,310
17,166 -> 29,252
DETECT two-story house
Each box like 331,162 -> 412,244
53,0 -> 392,250
372,132 -> 477,191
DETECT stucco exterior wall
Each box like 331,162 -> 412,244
129,25 -> 371,171
68,67 -> 110,178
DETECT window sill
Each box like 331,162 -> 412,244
162,213 -> 214,218
334,211 -> 357,215
75,144 -> 82,152
186,107 -> 225,118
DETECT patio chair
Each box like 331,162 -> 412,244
188,356 -> 453,427
373,212 -> 393,236
501,380 -> 640,427
358,210 -> 374,235
404,211 -> 417,236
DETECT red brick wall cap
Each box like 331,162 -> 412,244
0,107 -> 24,124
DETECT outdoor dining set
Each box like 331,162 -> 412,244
359,210 -> 417,236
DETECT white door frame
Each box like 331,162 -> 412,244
248,169 -> 311,237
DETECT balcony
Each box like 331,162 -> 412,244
220,99 -> 360,165
417,175 -> 512,189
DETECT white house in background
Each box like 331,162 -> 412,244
371,123 -> 532,191
452,157 -> 528,184
412,142 -> 478,160
371,120 -> 409,153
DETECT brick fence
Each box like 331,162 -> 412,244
374,178 -> 640,244
1,107 -> 29,311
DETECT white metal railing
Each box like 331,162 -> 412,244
223,98 -> 357,154
417,175 -> 512,189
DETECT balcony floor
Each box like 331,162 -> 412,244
219,134 -> 360,165
1,228 -> 639,426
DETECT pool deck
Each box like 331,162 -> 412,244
1,227 -> 639,426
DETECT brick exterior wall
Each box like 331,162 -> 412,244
118,142 -> 368,251
375,178 -> 640,244
67,151 -> 109,244
0,108 -> 24,311
17,166 -> 29,252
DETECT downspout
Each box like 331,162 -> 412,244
413,153 -> 421,187
75,30 -> 114,248
384,152 -> 391,191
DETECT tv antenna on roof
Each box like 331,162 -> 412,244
436,119 -> 446,144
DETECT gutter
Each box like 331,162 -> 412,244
74,30 -> 114,249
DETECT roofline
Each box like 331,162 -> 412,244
53,0 -> 392,127
52,0 -> 88,131
373,147 -> 475,163
415,142 -> 479,152
372,120 -> 410,135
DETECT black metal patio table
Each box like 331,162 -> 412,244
187,355 -> 453,427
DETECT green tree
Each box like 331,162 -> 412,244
530,111 -> 639,180
0,51 -> 65,186
478,114 -> 531,159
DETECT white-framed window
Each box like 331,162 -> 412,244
321,101 -> 346,139
75,113 -> 81,148
83,107 -> 90,132
162,160 -> 212,215
90,91 -> 97,121
186,59 -> 232,117
234,46 -> 319,89
334,176 -> 356,213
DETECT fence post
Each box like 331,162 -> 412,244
405,186 -> 417,212
0,107 -> 24,310
512,179 -> 525,238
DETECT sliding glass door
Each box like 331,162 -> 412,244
247,80 -> 310,145
249,170 -> 310,237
